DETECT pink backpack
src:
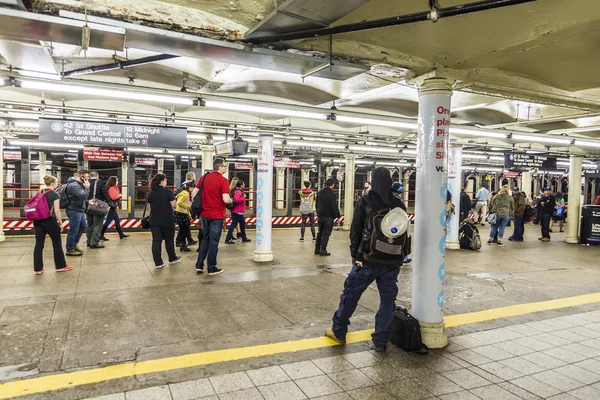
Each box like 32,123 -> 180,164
24,190 -> 53,221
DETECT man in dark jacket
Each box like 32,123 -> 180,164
86,171 -> 109,249
66,170 -> 91,256
315,178 -> 340,256
325,167 -> 406,352
539,187 -> 556,242
510,187 -> 526,242
459,187 -> 472,222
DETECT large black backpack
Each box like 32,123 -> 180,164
56,182 -> 73,209
359,202 -> 408,265
190,172 -> 209,219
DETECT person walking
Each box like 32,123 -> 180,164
147,173 -> 181,268
102,176 -> 129,241
225,177 -> 242,238
315,178 -> 340,256
86,171 -> 108,249
193,158 -> 232,275
175,182 -> 195,252
539,187 -> 556,242
459,186 -> 472,222
550,192 -> 566,233
225,180 -> 251,244
299,181 -> 316,242
487,185 -> 514,246
509,187 -> 526,242
473,183 -> 490,226
176,171 -> 199,247
33,175 -> 74,275
65,170 -> 90,256
325,167 -> 406,352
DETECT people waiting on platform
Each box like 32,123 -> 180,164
33,175 -> 74,275
104,176 -> 129,241
86,171 -> 109,249
487,185 -> 514,246
473,183 -> 490,226
550,192 -> 566,233
534,188 -> 544,225
315,178 -> 340,256
299,181 -> 316,242
459,186 -> 472,223
65,169 -> 90,257
539,187 -> 556,242
175,182 -> 195,252
225,180 -> 251,244
226,176 -> 242,238
177,172 -> 199,247
147,173 -> 181,268
362,181 -> 371,197
459,218 -> 481,250
193,158 -> 232,275
326,167 -> 406,352
509,187 -> 526,242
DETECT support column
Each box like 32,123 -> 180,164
254,134 -> 274,262
533,171 -> 540,196
38,152 -> 47,184
20,147 -> 30,218
276,167 -> 286,210
325,166 -> 334,181
412,78 -> 452,349
121,161 -> 129,212
403,172 -> 410,206
301,168 -> 311,185
157,158 -> 165,174
127,157 -> 135,219
286,169 -> 294,216
201,145 -> 214,174
83,159 -> 89,171
522,170 -> 532,199
174,155 -> 182,188
0,133 -> 5,242
446,145 -> 462,250
249,161 -> 255,208
566,155 -> 583,244
343,154 -> 356,230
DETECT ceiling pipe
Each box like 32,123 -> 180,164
246,0 -> 536,44
62,54 -> 179,77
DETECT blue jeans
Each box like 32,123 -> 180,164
103,208 -> 121,229
196,217 -> 224,271
490,216 -> 510,240
332,263 -> 399,348
512,216 -> 525,240
66,209 -> 87,252
225,213 -> 247,242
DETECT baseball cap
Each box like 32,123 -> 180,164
543,187 -> 551,191
513,187 -> 519,192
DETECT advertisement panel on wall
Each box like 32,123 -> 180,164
504,153 -> 557,169
83,147 -> 123,161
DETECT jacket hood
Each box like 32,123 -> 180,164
370,167 -> 394,206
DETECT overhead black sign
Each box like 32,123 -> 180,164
504,153 -> 557,169
39,118 -> 187,149
583,169 -> 600,178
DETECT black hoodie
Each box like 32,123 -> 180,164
350,167 -> 406,262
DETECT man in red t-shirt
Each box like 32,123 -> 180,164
192,158 -> 232,275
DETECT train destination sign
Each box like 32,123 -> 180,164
504,153 -> 557,169
39,118 -> 187,149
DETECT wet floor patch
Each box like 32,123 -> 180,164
467,272 -> 522,281
0,363 -> 39,381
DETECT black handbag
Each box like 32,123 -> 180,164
86,181 -> 109,217
389,306 -> 428,355
191,172 -> 210,218
141,197 -> 150,230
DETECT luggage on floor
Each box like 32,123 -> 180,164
389,306 -> 428,354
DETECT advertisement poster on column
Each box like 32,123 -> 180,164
254,135 -> 274,261
413,93 -> 451,324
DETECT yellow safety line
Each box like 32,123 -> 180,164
1,292 -> 600,399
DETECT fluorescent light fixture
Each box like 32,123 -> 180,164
526,150 -> 544,154
16,70 -> 62,81
401,149 -> 417,155
575,140 -> 600,149
7,140 -> 83,149
187,133 -> 207,140
169,149 -> 204,156
14,121 -> 39,128
450,127 -> 508,139
511,134 -> 573,145
333,159 -> 346,164
584,164 -> 598,169
349,145 -> 400,153
375,162 -> 412,167
1,112 -> 39,120
126,147 -> 165,154
20,81 -> 194,105
155,154 -> 174,158
336,115 -> 417,130
479,167 -> 504,172
557,161 -> 570,167
539,171 -> 566,175
463,154 -> 489,160
286,140 -> 345,150
203,100 -> 327,120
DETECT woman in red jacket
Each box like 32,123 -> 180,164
224,180 -> 251,244
102,176 -> 130,240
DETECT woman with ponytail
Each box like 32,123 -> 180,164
147,173 -> 181,268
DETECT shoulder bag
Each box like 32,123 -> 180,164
141,196 -> 150,230
86,181 -> 110,217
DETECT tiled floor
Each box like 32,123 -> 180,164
84,310 -> 600,400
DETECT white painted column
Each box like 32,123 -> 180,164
522,170 -> 532,199
343,154 -> 356,231
157,158 -> 165,173
201,145 -> 214,174
275,167 -> 286,209
38,152 -> 47,184
446,145 -> 462,250
325,166 -> 334,182
254,134 -> 274,262
412,78 -> 452,349
83,159 -> 89,171
403,172 -> 410,206
121,161 -> 128,211
0,133 -> 5,242
566,156 -> 583,244
249,161 -> 255,208
301,168 -> 311,184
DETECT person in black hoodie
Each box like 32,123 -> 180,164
315,178 -> 340,256
86,171 -> 109,249
325,167 -> 406,352
459,187 -> 472,222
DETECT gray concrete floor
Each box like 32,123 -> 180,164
1,224 -> 600,399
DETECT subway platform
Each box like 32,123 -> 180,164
1,226 -> 600,399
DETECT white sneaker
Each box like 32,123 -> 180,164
169,256 -> 182,264
155,264 -> 165,269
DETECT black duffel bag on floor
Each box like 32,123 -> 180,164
389,306 -> 428,355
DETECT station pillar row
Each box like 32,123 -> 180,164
201,145 -> 214,174
254,133 -> 274,263
276,168 -> 286,210
522,170 -> 532,199
412,77 -> 453,349
343,154 -> 356,231
0,133 -> 5,242
566,155 -> 583,244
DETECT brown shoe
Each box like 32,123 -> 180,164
66,250 -> 82,257
325,328 -> 346,344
